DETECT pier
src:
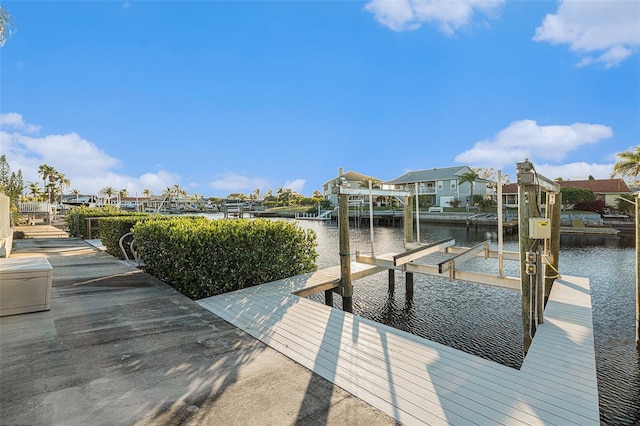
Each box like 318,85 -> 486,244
198,267 -> 599,425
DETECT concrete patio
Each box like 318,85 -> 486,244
0,235 -> 394,425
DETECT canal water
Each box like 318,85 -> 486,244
292,219 -> 638,425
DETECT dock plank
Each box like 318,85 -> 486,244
198,268 -> 599,426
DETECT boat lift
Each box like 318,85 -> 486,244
334,160 -> 562,355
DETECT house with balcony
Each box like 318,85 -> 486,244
323,168 -> 382,207
384,166 -> 489,208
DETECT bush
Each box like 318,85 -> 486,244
134,217 -> 318,299
65,206 -> 148,238
573,199 -> 606,215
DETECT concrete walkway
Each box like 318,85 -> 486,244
0,237 -> 394,425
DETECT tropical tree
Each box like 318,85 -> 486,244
99,186 -> 116,204
459,169 -> 480,207
119,188 -> 128,198
56,172 -> 70,200
27,182 -> 41,200
70,188 -> 81,202
0,6 -> 16,47
142,188 -> 153,198
38,164 -> 57,199
611,147 -> 640,183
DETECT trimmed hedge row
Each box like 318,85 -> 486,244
133,217 -> 318,299
65,206 -> 149,239
98,215 -> 203,259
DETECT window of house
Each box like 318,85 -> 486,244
450,180 -> 457,189
437,181 -> 443,190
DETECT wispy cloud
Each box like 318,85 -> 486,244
533,0 -> 640,68
0,113 -> 181,195
455,119 -> 613,170
284,179 -> 306,194
364,0 -> 504,34
0,112 -> 41,134
534,162 -> 615,181
209,172 -> 269,194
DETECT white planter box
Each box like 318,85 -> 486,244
0,256 -> 53,317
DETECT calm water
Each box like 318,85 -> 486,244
291,219 -> 639,425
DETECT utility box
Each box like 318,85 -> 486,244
0,256 -> 53,317
529,218 -> 551,239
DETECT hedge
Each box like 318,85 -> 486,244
65,206 -> 149,239
133,217 -> 318,299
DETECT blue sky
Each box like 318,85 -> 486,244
1,0 -> 639,197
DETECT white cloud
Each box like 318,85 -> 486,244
533,1 -> 640,68
284,179 -> 306,194
0,113 -> 182,196
0,112 -> 41,133
209,172 -> 269,194
455,119 -> 613,169
534,162 -> 615,181
364,0 -> 503,34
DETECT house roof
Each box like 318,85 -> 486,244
323,170 -> 378,186
557,179 -> 630,193
501,179 -> 630,195
384,166 -> 472,185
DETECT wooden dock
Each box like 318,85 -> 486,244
198,267 -> 599,425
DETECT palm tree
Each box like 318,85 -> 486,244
142,188 -> 153,198
38,164 -> 56,200
99,186 -> 116,205
27,182 -> 41,201
70,189 -> 81,202
0,6 -> 16,47
459,169 -> 480,207
611,147 -> 640,182
56,172 -> 70,200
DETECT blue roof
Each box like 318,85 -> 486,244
384,166 -> 472,185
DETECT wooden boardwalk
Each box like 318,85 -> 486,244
198,266 -> 599,425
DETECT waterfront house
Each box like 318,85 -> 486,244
323,168 -> 382,207
384,166 -> 490,208
500,178 -> 631,209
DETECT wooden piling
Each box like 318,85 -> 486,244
517,161 -> 539,355
544,191 -> 561,305
404,195 -> 413,244
324,289 -> 333,307
338,191 -> 353,313
388,269 -> 395,294
406,272 -> 414,299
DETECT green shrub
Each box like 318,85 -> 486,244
65,206 -> 148,238
134,217 -> 318,299
98,216 -> 152,259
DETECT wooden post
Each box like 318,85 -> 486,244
388,269 -> 395,295
544,191 -> 561,305
404,195 -> 413,244
517,160 -> 539,356
324,289 -> 333,307
338,190 -> 353,313
406,272 -> 414,299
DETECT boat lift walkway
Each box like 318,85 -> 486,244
199,263 -> 600,425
